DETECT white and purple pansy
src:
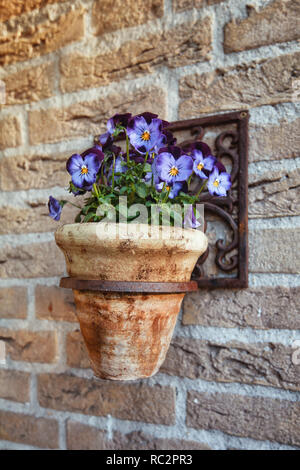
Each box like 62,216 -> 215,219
66,149 -> 103,189
155,151 -> 193,184
207,162 -> 232,197
127,114 -> 164,154
192,149 -> 216,179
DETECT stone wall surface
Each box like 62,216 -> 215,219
0,0 -> 299,451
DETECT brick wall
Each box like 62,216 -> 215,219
0,0 -> 299,450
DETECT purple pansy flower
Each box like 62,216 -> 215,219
48,196 -> 62,221
155,152 -> 193,184
107,113 -> 132,135
127,114 -> 164,154
184,205 -> 201,229
66,150 -> 103,189
155,181 -> 186,199
207,162 -> 232,196
192,149 -> 216,179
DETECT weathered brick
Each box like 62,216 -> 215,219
0,241 -> 65,278
67,421 -> 107,450
38,373 -> 176,424
92,0 -> 164,36
249,118 -> 300,162
36,285 -> 76,322
112,431 -> 211,450
179,52 -> 300,117
173,0 -> 225,12
0,115 -> 22,150
0,410 -> 58,448
0,369 -> 30,402
0,4 -> 85,65
0,328 -> 58,363
0,287 -> 27,319
249,228 -> 300,273
60,18 -> 212,93
2,63 -> 55,105
249,168 -> 300,218
182,287 -> 300,330
161,337 -> 300,391
29,87 -> 166,145
67,421 -> 210,450
0,201 -> 78,234
66,330 -> 90,368
186,391 -> 300,446
0,0 -> 67,22
0,152 -> 73,191
224,1 -> 300,53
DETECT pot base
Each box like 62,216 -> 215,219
73,289 -> 185,381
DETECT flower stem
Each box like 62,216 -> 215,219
196,179 -> 208,198
93,183 -> 101,202
64,201 -> 81,209
163,186 -> 171,203
111,155 -> 116,191
126,132 -> 130,165
142,151 -> 149,175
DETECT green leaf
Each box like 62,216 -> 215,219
135,182 -> 148,199
143,163 -> 152,173
83,212 -> 96,223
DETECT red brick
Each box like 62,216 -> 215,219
35,285 -> 76,322
0,287 -> 27,319
187,391 -> 300,446
0,410 -> 58,448
66,330 -> 90,368
92,0 -> 164,36
0,328 -> 58,363
0,369 -> 30,402
38,373 -> 176,425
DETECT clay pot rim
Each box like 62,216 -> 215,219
55,222 -> 208,254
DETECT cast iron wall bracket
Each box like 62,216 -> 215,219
168,110 -> 249,288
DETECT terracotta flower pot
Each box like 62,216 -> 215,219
55,223 -> 208,380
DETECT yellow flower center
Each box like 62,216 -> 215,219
141,130 -> 150,141
169,166 -> 179,176
81,165 -> 88,175
197,162 -> 204,171
213,179 -> 219,187
166,186 -> 171,191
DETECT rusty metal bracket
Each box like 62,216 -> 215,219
60,278 -> 198,293
168,110 -> 249,288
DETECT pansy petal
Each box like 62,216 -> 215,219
176,155 -> 193,181
156,152 -> 176,182
192,149 -> 204,162
84,153 -> 102,173
149,118 -> 163,134
203,156 -> 216,171
71,169 -> 85,188
66,154 -> 83,175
